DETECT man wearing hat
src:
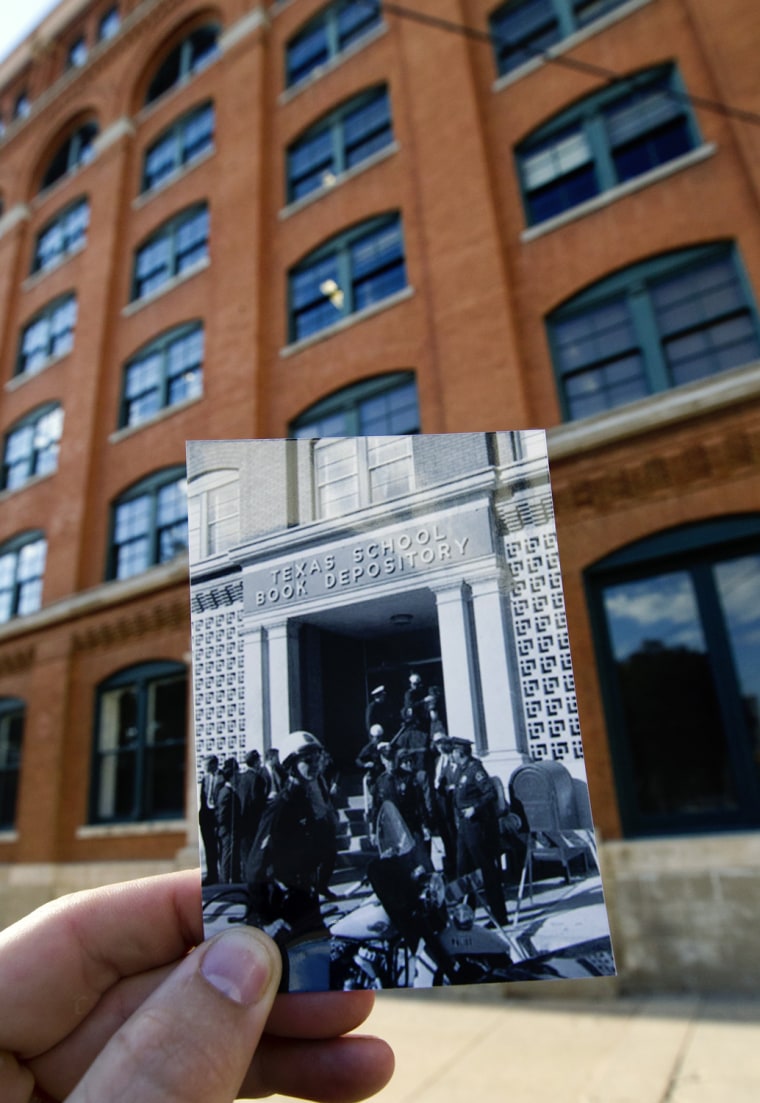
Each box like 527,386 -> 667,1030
245,732 -> 339,943
365,684 -> 395,738
450,737 -> 508,926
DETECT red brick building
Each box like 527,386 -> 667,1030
0,0 -> 759,989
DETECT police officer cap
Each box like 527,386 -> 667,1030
371,685 -> 385,696
397,746 -> 416,762
449,736 -> 473,748
377,741 -> 392,756
278,730 -> 323,765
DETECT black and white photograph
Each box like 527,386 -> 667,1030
188,431 -> 615,992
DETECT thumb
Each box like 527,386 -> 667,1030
68,927 -> 281,1103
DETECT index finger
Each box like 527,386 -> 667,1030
0,869 -> 202,1057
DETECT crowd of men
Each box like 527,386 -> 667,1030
199,670 -> 513,935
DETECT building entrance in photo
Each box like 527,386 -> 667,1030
296,587 -> 442,780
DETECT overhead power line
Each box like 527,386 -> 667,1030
356,0 -> 760,129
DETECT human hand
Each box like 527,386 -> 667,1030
0,870 -> 394,1103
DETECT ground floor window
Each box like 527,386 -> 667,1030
91,662 -> 187,823
587,516 -> 760,835
0,698 -> 23,828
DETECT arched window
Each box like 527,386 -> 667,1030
91,661 -> 187,823
516,64 -> 700,226
290,372 -> 419,436
490,0 -> 630,78
2,403 -> 63,490
141,101 -> 215,194
187,469 -> 239,560
31,196 -> 89,273
108,467 -> 187,580
286,86 -> 393,202
119,322 -> 203,428
16,293 -> 77,377
145,24 -> 220,106
0,532 -> 46,623
587,516 -> 760,835
0,698 -> 24,829
39,121 -> 98,192
131,203 -> 209,301
288,214 -> 406,342
547,243 -> 760,421
285,0 -> 382,88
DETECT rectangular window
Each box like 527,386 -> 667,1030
17,296 -> 77,376
549,246 -> 760,420
491,0 -> 629,77
32,198 -> 90,273
287,87 -> 392,202
314,436 -> 413,517
3,406 -> 63,490
132,206 -> 208,300
122,325 -> 203,428
0,705 -> 23,829
0,537 -> 46,623
142,103 -> 215,193
285,0 -> 382,87
94,667 -> 186,823
111,472 -> 187,580
518,67 -> 696,226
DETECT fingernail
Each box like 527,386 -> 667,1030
200,930 -> 274,1005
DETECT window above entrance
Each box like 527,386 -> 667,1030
313,436 -> 414,518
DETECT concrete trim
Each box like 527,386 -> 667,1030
547,359 -> 760,459
76,820 -> 188,839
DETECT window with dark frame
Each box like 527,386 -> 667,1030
288,213 -> 406,342
16,294 -> 77,377
67,36 -> 88,70
98,5 -> 120,42
489,0 -> 630,78
119,323 -> 204,428
131,204 -> 209,301
39,122 -> 98,192
587,517 -> 760,836
290,372 -> 420,436
31,196 -> 90,273
313,436 -> 414,518
0,698 -> 24,829
141,102 -> 215,194
91,662 -> 187,824
285,0 -> 382,88
547,244 -> 760,421
0,533 -> 46,623
145,24 -> 220,105
516,66 -> 699,226
286,86 -> 393,202
13,92 -> 30,121
108,467 -> 188,581
2,405 -> 63,491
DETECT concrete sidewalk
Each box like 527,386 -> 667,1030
354,990 -> 760,1103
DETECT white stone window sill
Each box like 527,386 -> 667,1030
76,820 -> 188,839
280,285 -> 414,358
492,0 -> 656,94
109,393 -> 204,443
4,350 -> 70,392
280,142 -> 399,220
520,144 -> 717,242
22,240 -> 87,291
547,358 -> 760,459
0,830 -> 19,843
0,469 -> 56,502
122,256 -> 210,317
132,147 -> 215,210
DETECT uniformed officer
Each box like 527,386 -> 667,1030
245,731 -> 338,940
450,737 -> 508,926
